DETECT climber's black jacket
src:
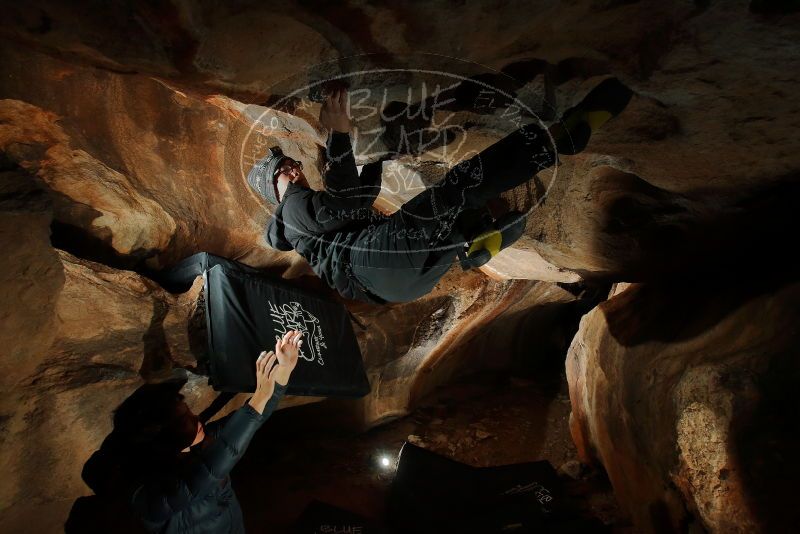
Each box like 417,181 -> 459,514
265,131 -> 385,303
130,384 -> 287,534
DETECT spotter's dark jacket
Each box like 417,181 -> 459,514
130,385 -> 286,534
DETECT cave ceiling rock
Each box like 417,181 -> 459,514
0,46 -> 328,270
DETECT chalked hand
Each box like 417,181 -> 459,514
271,330 -> 302,386
319,87 -> 351,133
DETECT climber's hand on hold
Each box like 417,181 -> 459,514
248,350 -> 278,414
272,329 -> 302,385
319,87 -> 351,134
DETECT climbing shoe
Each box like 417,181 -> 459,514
550,77 -> 633,155
458,210 -> 527,270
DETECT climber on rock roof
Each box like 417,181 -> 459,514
248,80 -> 632,304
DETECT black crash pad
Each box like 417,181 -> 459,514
156,252 -> 261,293
158,253 -> 370,397
389,443 -> 605,533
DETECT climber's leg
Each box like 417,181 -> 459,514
408,121 -> 556,216
348,121 -> 555,303
348,78 -> 634,302
349,209 -> 460,303
431,77 -> 634,210
549,77 -> 633,155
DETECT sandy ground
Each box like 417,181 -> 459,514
234,369 -> 629,532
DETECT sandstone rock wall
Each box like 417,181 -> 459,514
0,161 -> 580,531
1,0 -> 799,532
3,1 -> 799,282
567,279 -> 800,533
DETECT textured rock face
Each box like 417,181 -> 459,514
0,163 -> 581,530
2,1 -> 799,281
353,276 -> 581,425
0,0 -> 799,532
3,1 -> 800,281
567,280 -> 800,533
0,168 -> 152,530
0,46 -> 322,274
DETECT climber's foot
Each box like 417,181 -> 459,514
460,210 -> 526,270
550,77 -> 633,155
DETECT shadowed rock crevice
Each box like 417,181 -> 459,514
140,300 -> 175,380
50,219 -> 161,272
186,285 -> 210,372
528,163 -> 800,284
601,267 -> 798,348
750,0 -> 800,15
731,342 -> 800,531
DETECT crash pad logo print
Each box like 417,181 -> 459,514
267,301 -> 327,366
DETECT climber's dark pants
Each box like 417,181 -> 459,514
350,122 -> 556,303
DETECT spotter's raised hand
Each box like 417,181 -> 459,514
272,330 -> 302,385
